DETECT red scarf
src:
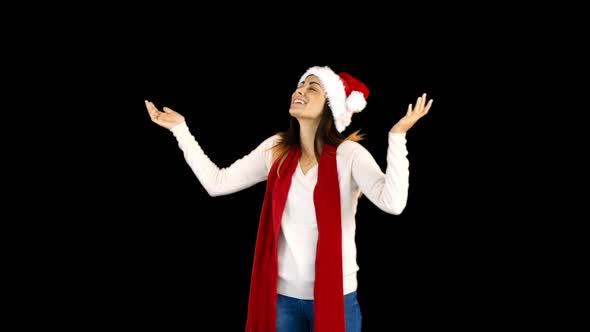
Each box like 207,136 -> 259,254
246,144 -> 345,332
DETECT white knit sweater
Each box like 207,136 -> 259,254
170,122 -> 410,299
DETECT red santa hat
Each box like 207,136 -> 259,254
298,66 -> 370,133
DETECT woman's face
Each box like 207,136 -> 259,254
289,75 -> 326,121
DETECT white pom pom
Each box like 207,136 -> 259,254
346,91 -> 367,113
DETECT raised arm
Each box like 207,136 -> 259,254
351,93 -> 432,215
351,134 -> 409,215
145,100 -> 275,196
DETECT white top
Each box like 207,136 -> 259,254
170,122 -> 410,299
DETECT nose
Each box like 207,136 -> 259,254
296,87 -> 304,96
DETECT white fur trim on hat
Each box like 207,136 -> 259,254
298,66 -> 350,132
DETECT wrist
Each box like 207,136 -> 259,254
390,126 -> 406,134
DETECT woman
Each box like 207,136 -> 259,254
145,65 -> 432,332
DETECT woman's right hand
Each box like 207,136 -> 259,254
145,100 -> 185,130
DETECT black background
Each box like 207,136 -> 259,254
17,12 -> 563,330
88,51 -> 503,330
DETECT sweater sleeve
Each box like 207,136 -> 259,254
170,122 -> 276,196
351,133 -> 410,215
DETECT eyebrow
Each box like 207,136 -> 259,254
298,80 -> 323,89
305,81 -> 323,90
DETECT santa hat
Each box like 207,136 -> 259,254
298,66 -> 370,133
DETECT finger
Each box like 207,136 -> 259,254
415,94 -> 424,112
423,99 -> 433,114
407,104 -> 413,115
145,100 -> 154,115
145,100 -> 156,114
420,93 -> 427,110
163,106 -> 174,114
146,101 -> 162,121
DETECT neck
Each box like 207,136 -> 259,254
298,119 -> 320,161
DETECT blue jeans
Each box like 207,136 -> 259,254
276,291 -> 362,332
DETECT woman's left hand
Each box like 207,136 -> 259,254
390,93 -> 433,134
